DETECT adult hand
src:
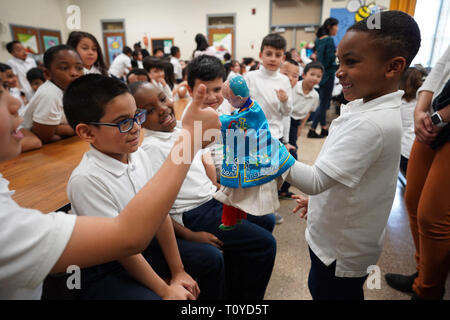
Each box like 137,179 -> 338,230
284,143 -> 297,152
414,109 -> 438,145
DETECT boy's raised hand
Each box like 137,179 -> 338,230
182,84 -> 221,149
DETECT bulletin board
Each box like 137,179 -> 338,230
151,38 -> 174,55
10,24 -> 62,54
329,8 -> 355,47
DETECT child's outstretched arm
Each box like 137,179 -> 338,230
286,161 -> 337,196
51,84 -> 220,273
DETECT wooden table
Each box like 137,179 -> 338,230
0,99 -> 189,213
0,136 -> 90,212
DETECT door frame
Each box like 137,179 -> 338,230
206,13 -> 236,58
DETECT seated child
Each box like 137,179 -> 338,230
21,45 -> 84,144
127,68 -> 150,84
66,31 -> 108,75
0,63 -> 42,152
65,75 -> 219,300
6,40 -> 37,100
214,75 -> 296,229
133,75 -> 277,300
109,46 -> 133,81
143,56 -> 173,100
0,75 -> 221,300
279,60 -> 323,198
287,10 -> 422,300
26,67 -> 46,97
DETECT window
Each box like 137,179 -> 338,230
412,0 -> 450,67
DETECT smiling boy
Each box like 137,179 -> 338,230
285,10 -> 421,300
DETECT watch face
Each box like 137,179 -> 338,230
431,113 -> 441,125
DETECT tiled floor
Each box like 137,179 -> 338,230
264,121 -> 450,300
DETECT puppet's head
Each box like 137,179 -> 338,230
222,75 -> 250,109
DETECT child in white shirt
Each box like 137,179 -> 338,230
67,31 -> 108,75
287,10 -> 422,300
108,46 -> 132,80
279,60 -> 323,198
22,45 -> 84,144
6,41 -> 37,100
143,56 -> 173,100
0,73 -> 221,299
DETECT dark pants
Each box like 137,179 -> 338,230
77,237 -> 225,300
311,76 -> 335,130
308,247 -> 368,300
183,199 -> 277,300
400,155 -> 409,174
280,118 -> 301,193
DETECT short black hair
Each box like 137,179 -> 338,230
284,58 -> 299,67
170,46 -> 180,56
260,33 -> 286,52
63,74 -> 130,130
143,56 -> 164,72
26,67 -> 45,83
123,46 -> 133,55
187,55 -> 226,89
127,68 -> 150,83
303,61 -> 324,75
128,81 -> 148,96
43,44 -> 79,70
6,41 -> 21,54
223,53 -> 231,61
0,63 -> 12,72
153,47 -> 164,56
347,10 -> 421,69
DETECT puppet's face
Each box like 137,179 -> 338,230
222,76 -> 249,109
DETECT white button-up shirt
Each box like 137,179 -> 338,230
0,174 -> 76,299
306,90 -> 404,277
7,56 -> 37,100
141,128 -> 216,225
68,146 -> 153,218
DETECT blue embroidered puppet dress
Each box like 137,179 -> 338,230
213,75 -> 295,230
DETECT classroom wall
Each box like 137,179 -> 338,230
320,0 -> 391,23
0,0 -> 74,62
72,0 -> 271,61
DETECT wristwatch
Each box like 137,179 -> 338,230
431,112 -> 447,128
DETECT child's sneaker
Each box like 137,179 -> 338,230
307,129 -> 323,139
275,212 -> 284,224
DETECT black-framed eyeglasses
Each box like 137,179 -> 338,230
88,109 -> 147,133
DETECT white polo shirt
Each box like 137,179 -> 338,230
141,128 -> 216,225
68,146 -> 153,218
84,66 -> 102,75
245,66 -> 293,141
0,174 -> 76,300
291,81 -> 320,120
21,80 -> 66,130
7,56 -> 37,100
108,53 -> 131,79
306,90 -> 404,277
170,56 -> 182,80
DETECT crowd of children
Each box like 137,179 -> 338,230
1,10 -> 445,301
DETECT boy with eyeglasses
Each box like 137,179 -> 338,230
64,74 -> 205,300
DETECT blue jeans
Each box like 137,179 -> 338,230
311,76 -> 335,130
182,199 -> 277,300
308,247 -> 368,300
77,237 -> 225,300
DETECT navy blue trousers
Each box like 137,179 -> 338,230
77,237 -> 225,300
311,76 -> 335,130
182,199 -> 277,300
308,247 -> 368,300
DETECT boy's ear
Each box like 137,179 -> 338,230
259,51 -> 263,60
187,84 -> 193,95
385,56 -> 406,79
43,69 -> 51,80
75,123 -> 96,143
